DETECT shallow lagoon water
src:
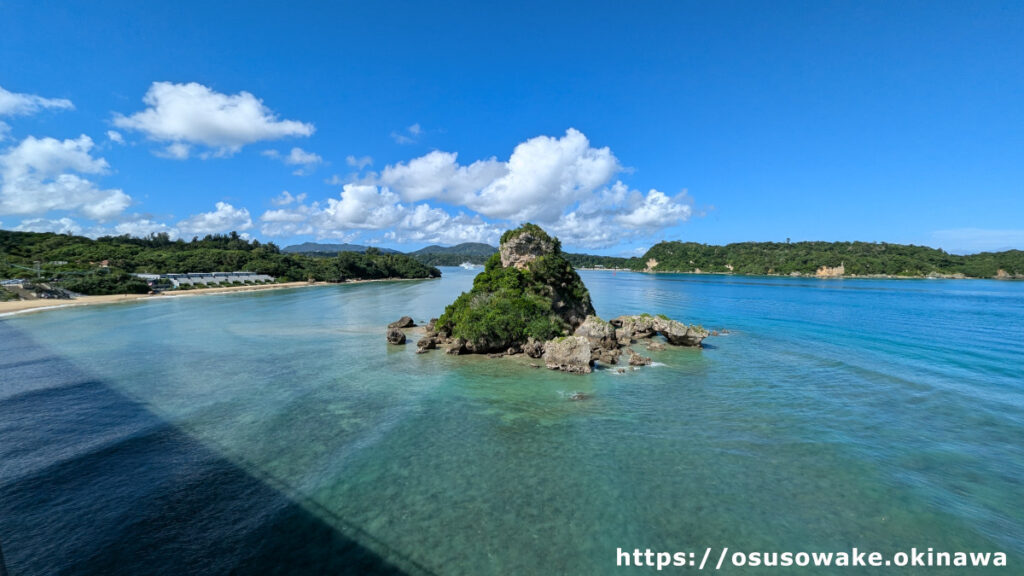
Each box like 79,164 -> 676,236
1,268 -> 1022,574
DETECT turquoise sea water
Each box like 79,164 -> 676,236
1,268 -> 1022,575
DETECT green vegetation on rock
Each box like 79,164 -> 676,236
435,225 -> 594,352
499,222 -> 562,253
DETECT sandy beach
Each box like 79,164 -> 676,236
0,281 -> 325,317
0,276 -> 439,318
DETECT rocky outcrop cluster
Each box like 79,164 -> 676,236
385,316 -> 416,344
388,316 -> 416,329
411,312 -> 709,375
612,314 -> 709,347
537,314 -> 708,374
539,336 -> 593,374
386,328 -> 406,345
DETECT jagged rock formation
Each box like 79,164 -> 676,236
628,349 -> 652,366
499,225 -> 558,269
405,224 -> 712,374
386,328 -> 406,345
542,336 -> 593,374
650,316 -> 708,346
613,314 -> 709,347
574,316 -> 621,365
555,313 -> 706,371
523,337 -> 545,358
388,316 -> 416,329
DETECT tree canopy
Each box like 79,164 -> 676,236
0,230 -> 440,295
635,241 -> 1024,277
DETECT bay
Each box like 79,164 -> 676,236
1,268 -> 1021,574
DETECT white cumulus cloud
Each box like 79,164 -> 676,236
257,185 -> 502,244
260,202 -> 316,237
615,189 -> 692,228
346,155 -> 373,170
373,129 -> 694,247
378,150 -> 506,204
284,147 -> 322,166
264,147 -> 323,175
318,184 -> 406,230
547,188 -> 693,248
10,214 -> 185,240
0,135 -> 132,221
386,205 -> 502,245
105,216 -> 180,239
270,190 -> 307,206
469,128 -> 620,221
370,129 -> 627,222
13,217 -> 82,235
178,201 -> 253,237
113,82 -> 314,158
0,85 -> 74,116
254,128 -> 693,249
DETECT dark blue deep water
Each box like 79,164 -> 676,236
1,269 -> 1022,574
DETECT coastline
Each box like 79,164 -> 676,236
0,281 -> 324,317
0,276 -> 433,318
0,274 -> 436,317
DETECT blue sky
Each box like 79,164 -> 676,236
1,1 -> 1022,254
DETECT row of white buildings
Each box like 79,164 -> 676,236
134,271 -> 275,288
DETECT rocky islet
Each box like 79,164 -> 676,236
390,224 -> 711,373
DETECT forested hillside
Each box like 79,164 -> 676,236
564,252 -> 637,269
5,230 -> 1021,298
282,242 -> 400,254
409,242 -> 497,266
635,241 -> 1024,277
1,231 -> 440,295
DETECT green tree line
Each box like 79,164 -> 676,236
632,241 -> 1024,277
1,231 -> 440,295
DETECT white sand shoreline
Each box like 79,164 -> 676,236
0,276 -> 431,318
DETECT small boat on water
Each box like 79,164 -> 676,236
460,261 -> 481,270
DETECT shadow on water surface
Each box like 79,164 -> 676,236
0,320 -> 430,576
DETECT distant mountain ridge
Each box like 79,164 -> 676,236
409,243 -> 497,265
283,241 -> 499,265
410,243 -> 497,257
282,242 -> 400,254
